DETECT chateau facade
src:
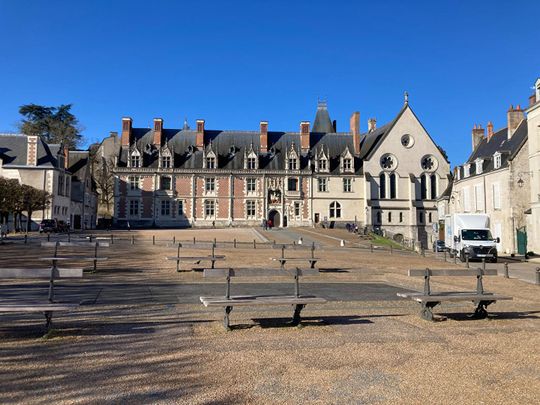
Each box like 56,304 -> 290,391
113,99 -> 450,244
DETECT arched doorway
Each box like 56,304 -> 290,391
268,210 -> 281,228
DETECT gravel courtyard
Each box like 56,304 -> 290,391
0,228 -> 538,404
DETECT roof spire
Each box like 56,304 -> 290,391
404,91 -> 409,105
183,117 -> 190,130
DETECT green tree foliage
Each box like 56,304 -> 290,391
19,103 -> 83,149
0,178 -> 51,232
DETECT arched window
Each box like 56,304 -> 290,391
380,173 -> 386,199
420,174 -> 427,200
390,173 -> 397,199
329,201 -> 341,218
430,174 -> 437,199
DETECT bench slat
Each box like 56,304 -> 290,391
0,303 -> 79,312
203,268 -> 320,277
38,257 -> 108,261
165,256 -> 225,261
408,269 -> 498,277
0,268 -> 83,279
397,292 -> 513,302
41,241 -> 110,247
200,295 -> 327,307
271,258 -> 320,261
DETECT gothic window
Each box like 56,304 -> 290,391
319,158 -> 327,171
420,174 -> 427,199
204,200 -> 215,218
380,154 -> 397,170
380,173 -> 386,199
130,154 -> 140,168
430,175 -> 437,199
329,201 -> 341,218
247,157 -> 257,169
161,155 -> 171,168
206,156 -> 216,169
421,155 -> 438,172
389,173 -> 397,199
288,158 -> 298,170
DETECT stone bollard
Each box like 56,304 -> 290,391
370,244 -> 373,253
253,239 -> 256,249
131,235 -> 135,245
390,245 -> 393,254
465,253 -> 469,268
453,251 -> 457,264
24,234 -> 27,244
298,237 -> 303,245
47,233 -> 50,242
340,240 -> 345,247
193,237 -> 196,245
482,258 -> 486,272
111,234 -> 114,244
504,262 -> 509,278
444,249 -> 447,262
173,235 -> 175,244
536,268 -> 540,285
234,238 -> 237,248
153,235 -> 155,245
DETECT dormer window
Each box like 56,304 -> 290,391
319,159 -> 327,171
245,147 -> 258,170
206,156 -> 216,169
161,155 -> 171,168
493,153 -> 502,169
247,157 -> 257,170
464,164 -> 470,178
343,158 -> 352,172
288,158 -> 297,170
475,158 -> 483,175
130,154 -> 140,168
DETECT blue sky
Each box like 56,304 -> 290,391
0,0 -> 538,166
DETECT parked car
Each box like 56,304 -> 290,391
39,219 -> 58,233
432,240 -> 446,252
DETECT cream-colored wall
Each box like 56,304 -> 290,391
527,99 -> 540,253
312,175 -> 365,224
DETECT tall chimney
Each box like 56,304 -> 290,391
26,135 -> 38,166
507,104 -> 524,139
300,121 -> 310,152
260,121 -> 268,153
153,118 -> 163,146
121,117 -> 132,147
529,94 -> 537,107
368,118 -> 377,133
332,120 -> 337,132
350,112 -> 360,154
471,124 -> 485,151
487,121 -> 494,141
196,119 -> 205,148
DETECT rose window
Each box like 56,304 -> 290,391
380,154 -> 397,170
421,155 -> 437,171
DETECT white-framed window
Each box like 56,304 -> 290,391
343,178 -> 352,193
129,200 -> 139,216
246,178 -> 256,193
494,153 -> 502,169
463,186 -> 471,212
492,183 -> 501,209
130,154 -> 140,168
204,200 -> 215,218
318,159 -> 327,171
206,156 -> 216,169
246,200 -> 256,218
247,157 -> 257,170
205,178 -> 215,193
475,158 -> 483,175
177,200 -> 184,216
129,176 -> 140,190
160,176 -> 171,190
160,200 -> 170,216
318,178 -> 328,192
287,177 -> 298,191
329,201 -> 341,218
474,184 -> 484,211
343,158 -> 352,171
288,158 -> 297,170
464,164 -> 470,178
294,202 -> 300,217
161,155 -> 171,168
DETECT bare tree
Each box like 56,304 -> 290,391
91,154 -> 116,217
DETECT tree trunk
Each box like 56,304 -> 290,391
26,210 -> 32,233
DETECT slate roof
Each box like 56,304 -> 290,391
456,119 -> 528,179
312,101 -> 335,133
0,134 -> 61,168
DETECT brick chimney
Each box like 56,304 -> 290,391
153,118 -> 163,146
260,121 -> 268,153
487,121 -> 494,141
300,121 -> 310,152
26,135 -> 38,166
368,118 -> 377,133
529,94 -> 537,107
196,119 -> 205,148
350,112 -> 360,154
507,104 -> 524,139
472,124 -> 485,151
121,117 -> 132,147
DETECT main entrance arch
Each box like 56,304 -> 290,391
268,210 -> 281,228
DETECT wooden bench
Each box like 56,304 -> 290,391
200,267 -> 327,330
271,245 -> 320,270
397,268 -> 513,321
0,265 -> 83,331
41,241 -> 109,272
166,243 -> 225,272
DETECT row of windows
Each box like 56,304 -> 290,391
373,211 -> 434,224
128,200 -> 259,219
317,178 -> 353,193
460,183 -> 501,212
377,173 -> 438,200
53,206 -> 69,216
458,153 -> 502,180
57,175 -> 71,197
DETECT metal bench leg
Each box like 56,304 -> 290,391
44,311 -> 53,331
223,306 -> 233,331
291,304 -> 305,326
420,302 -> 439,321
472,300 -> 494,319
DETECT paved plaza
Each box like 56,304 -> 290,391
0,228 -> 539,404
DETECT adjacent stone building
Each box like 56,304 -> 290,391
526,77 -> 540,254
113,98 -> 450,245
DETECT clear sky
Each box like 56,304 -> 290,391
0,0 -> 538,166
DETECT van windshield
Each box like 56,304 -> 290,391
461,229 -> 493,241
